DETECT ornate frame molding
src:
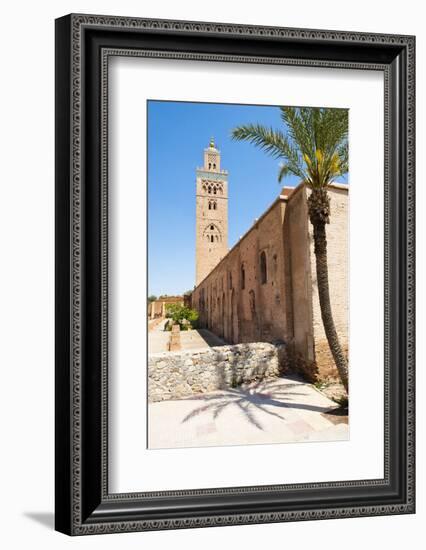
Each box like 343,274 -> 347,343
55,13 -> 415,535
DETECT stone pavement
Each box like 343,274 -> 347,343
148,375 -> 348,449
179,329 -> 225,350
148,324 -> 225,354
147,318 -> 169,353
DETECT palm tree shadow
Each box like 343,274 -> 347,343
181,377 -> 336,431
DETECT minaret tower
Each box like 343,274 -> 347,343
195,138 -> 229,285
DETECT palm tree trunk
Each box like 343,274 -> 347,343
308,188 -> 349,393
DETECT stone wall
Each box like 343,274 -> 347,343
148,342 -> 287,402
168,324 -> 181,351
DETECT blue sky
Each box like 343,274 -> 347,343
147,101 -> 347,297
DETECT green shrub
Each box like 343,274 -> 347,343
165,304 -> 199,329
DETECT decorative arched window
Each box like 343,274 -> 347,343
240,265 -> 245,290
204,223 -> 221,245
260,251 -> 267,284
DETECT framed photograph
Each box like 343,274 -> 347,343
55,14 -> 415,535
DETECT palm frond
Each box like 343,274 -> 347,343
337,142 -> 349,176
232,107 -> 348,189
280,107 -> 315,159
278,163 -> 298,182
231,124 -> 286,158
231,124 -> 307,180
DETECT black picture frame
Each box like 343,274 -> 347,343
55,13 -> 415,535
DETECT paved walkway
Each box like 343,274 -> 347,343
148,375 -> 348,449
179,329 -> 225,350
148,318 -> 169,353
148,324 -> 225,355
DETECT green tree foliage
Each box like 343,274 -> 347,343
165,304 -> 199,329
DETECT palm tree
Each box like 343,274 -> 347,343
232,107 -> 349,392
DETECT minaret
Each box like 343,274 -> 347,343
195,138 -> 229,285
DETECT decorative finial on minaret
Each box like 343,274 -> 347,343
203,136 -> 221,171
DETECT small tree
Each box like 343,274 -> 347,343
147,295 -> 157,304
165,304 -> 199,329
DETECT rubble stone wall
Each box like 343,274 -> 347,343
148,342 -> 287,402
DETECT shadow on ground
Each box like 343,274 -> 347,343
195,329 -> 226,347
180,377 -> 338,431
